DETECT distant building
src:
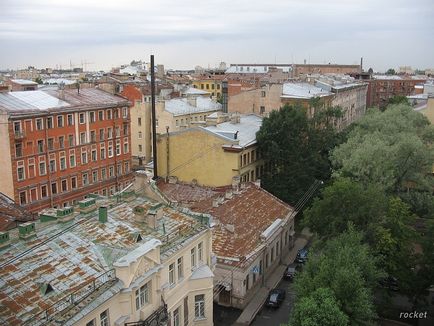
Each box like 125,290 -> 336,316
192,76 -> 224,99
158,181 -> 296,309
367,75 -> 427,108
156,114 -> 264,187
0,88 -> 133,213
0,193 -> 214,326
292,63 -> 361,77
0,192 -> 35,231
398,66 -> 414,75
4,79 -> 38,91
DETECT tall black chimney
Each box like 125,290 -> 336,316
151,55 -> 158,180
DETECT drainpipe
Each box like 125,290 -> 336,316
44,115 -> 54,208
165,126 -> 169,181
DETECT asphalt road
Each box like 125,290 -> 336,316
251,278 -> 296,326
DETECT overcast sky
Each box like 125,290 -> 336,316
0,0 -> 433,72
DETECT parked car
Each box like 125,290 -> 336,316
265,289 -> 286,308
296,248 -> 308,263
283,265 -> 297,281
379,276 -> 399,291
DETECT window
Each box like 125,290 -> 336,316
138,117 -> 142,126
71,177 -> 77,189
90,130 -> 96,142
191,248 -> 196,268
36,118 -> 43,130
260,106 -> 265,115
85,320 -> 95,326
117,163 -> 122,175
109,166 -> 114,177
67,114 -> 74,126
59,136 -> 65,149
80,132 -> 86,144
115,141 -> 120,155
123,107 -> 128,118
107,109 -> 112,120
89,111 -> 95,123
79,113 -> 85,124
97,110 -> 103,121
124,162 -> 130,174
115,126 -> 120,137
49,159 -> 56,173
17,166 -> 25,181
123,123 -> 128,136
138,131 -> 142,139
91,149 -> 97,161
92,170 -> 98,183
15,143 -> 23,157
108,128 -> 113,139
198,242 -> 203,263
114,109 -> 119,119
57,115 -> 64,127
194,295 -> 205,319
100,310 -> 109,326
101,168 -> 106,180
39,162 -> 46,175
81,152 -> 87,164
261,91 -> 266,97
37,140 -> 44,153
61,179 -> 67,192
135,282 -> 150,310
176,120 -> 179,127
70,154 -> 76,168
41,185 -> 47,198
173,308 -> 180,326
138,145 -> 142,152
99,129 -> 104,141
169,263 -> 175,284
82,173 -> 88,185
19,191 -> 26,205
48,138 -> 54,151
68,134 -> 75,147
100,148 -> 106,160
46,117 -> 53,129
177,257 -> 184,280
51,182 -> 57,195
245,274 -> 250,290
60,157 -> 66,170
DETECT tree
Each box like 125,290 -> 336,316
331,104 -> 434,197
303,178 -> 387,238
388,95 -> 410,106
34,76 -> 43,84
386,68 -> 396,75
290,288 -> 349,326
256,104 -> 344,205
293,229 -> 382,325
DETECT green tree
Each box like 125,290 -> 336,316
331,104 -> 434,196
388,95 -> 410,106
294,229 -> 382,325
386,68 -> 396,75
34,76 -> 43,84
290,288 -> 349,326
256,104 -> 344,205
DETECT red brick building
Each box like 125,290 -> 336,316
366,76 -> 427,108
0,88 -> 133,213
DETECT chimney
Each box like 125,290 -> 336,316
225,190 -> 233,200
187,95 -> 197,107
56,206 -> 74,223
99,206 -> 108,223
234,131 -> 239,140
58,81 -> 65,100
254,179 -> 261,188
147,203 -> 164,229
230,113 -> 240,124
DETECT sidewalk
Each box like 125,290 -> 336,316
233,231 -> 311,326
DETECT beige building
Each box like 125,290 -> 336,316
156,89 -> 221,134
158,181 -> 296,309
156,114 -> 263,187
0,192 -> 214,326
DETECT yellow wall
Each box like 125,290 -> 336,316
192,80 -> 222,98
0,113 -> 14,198
157,129 -> 240,187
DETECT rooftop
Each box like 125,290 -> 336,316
158,182 -> 294,266
0,193 -> 35,231
10,79 -> 38,86
0,194 -> 207,325
281,82 -> 333,99
203,114 -> 262,148
0,88 -> 129,115
164,96 -> 221,116
182,87 -> 210,96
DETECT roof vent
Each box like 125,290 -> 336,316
0,231 -> 10,250
78,198 -> 97,214
40,283 -> 54,295
18,222 -> 36,240
99,206 -> 108,223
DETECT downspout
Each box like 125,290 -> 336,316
165,126 -> 169,181
44,115 -> 54,208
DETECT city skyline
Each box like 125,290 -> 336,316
0,0 -> 433,71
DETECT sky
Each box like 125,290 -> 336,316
0,0 -> 433,72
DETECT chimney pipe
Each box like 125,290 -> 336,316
151,55 -> 158,180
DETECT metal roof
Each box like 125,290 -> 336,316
282,82 -> 332,99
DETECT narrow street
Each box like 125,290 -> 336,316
251,279 -> 295,326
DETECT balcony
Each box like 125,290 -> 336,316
14,130 -> 26,140
125,305 -> 168,326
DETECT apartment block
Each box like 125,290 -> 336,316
0,193 -> 214,326
0,88 -> 133,213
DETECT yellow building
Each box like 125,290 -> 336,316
156,114 -> 264,187
0,193 -> 214,326
192,78 -> 223,99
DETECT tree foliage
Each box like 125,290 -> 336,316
256,104 -> 344,205
386,68 -> 396,75
388,95 -> 410,106
290,288 -> 349,326
331,104 -> 434,198
293,229 -> 381,325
